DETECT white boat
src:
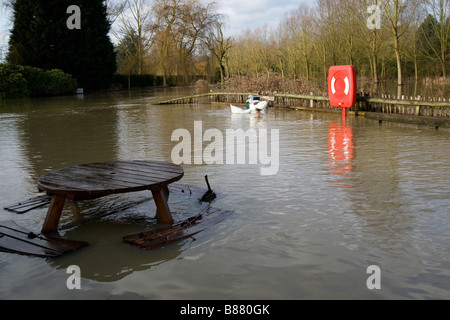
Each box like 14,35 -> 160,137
231,95 -> 268,114
230,104 -> 252,114
252,100 -> 268,112
247,95 -> 268,113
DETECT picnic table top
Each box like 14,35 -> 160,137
37,160 -> 184,199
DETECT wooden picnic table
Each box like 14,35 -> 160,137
37,160 -> 184,234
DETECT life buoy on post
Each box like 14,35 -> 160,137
328,65 -> 357,118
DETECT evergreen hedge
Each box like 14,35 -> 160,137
0,64 -> 77,99
8,0 -> 116,92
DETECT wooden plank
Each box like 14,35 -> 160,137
79,164 -> 181,185
38,161 -> 184,194
4,195 -> 52,214
123,208 -> 233,250
37,178 -> 88,192
37,179 -> 112,200
88,161 -> 184,177
41,168 -> 142,189
55,166 -> 152,189
39,170 -> 176,197
153,93 -> 211,105
37,161 -> 185,233
0,220 -> 88,258
38,176 -> 105,194
54,162 -> 184,189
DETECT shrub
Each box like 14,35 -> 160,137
193,79 -> 210,94
0,65 -> 30,99
0,64 -> 77,99
219,72 -> 321,95
42,69 -> 77,96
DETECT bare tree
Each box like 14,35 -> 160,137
286,4 -> 315,79
115,0 -> 153,75
314,0 -> 335,82
105,0 -> 128,25
152,0 -> 220,85
204,20 -> 232,87
152,0 -> 180,86
175,0 -> 221,84
381,0 -> 420,96
418,0 -> 450,78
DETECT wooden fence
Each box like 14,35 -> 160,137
152,93 -> 211,105
154,92 -> 275,106
274,93 -> 450,118
153,92 -> 450,125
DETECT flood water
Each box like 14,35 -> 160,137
0,88 -> 449,300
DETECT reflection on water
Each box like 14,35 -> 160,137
46,181 -> 211,283
328,119 -> 354,189
1,89 -> 450,300
48,220 -> 187,283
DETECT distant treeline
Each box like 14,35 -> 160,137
227,1 -> 450,85
0,65 -> 207,99
0,64 -> 77,99
111,0 -> 449,100
111,74 -> 207,89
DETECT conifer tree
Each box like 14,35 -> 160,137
7,0 -> 116,91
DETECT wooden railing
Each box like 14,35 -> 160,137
154,92 -> 275,106
274,93 -> 450,118
152,93 -> 211,105
153,92 -> 450,119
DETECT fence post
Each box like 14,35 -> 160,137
415,96 -> 421,116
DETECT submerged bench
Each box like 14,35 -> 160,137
37,160 -> 184,234
1,161 -> 233,257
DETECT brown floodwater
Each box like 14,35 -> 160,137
0,88 -> 449,300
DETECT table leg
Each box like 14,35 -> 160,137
152,188 -> 174,225
163,185 -> 170,201
41,194 -> 67,234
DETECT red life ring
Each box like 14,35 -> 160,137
328,65 -> 357,109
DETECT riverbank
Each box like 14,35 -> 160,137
217,73 -> 449,99
154,91 -> 450,129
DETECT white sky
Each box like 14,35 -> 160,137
218,0 -> 306,36
0,0 -> 309,61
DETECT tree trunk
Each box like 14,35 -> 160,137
393,35 -> 402,86
372,53 -> 379,84
219,63 -> 225,89
372,30 -> 378,83
441,60 -> 447,79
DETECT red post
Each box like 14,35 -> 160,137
328,65 -> 357,121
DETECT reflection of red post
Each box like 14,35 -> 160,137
328,121 -> 354,189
